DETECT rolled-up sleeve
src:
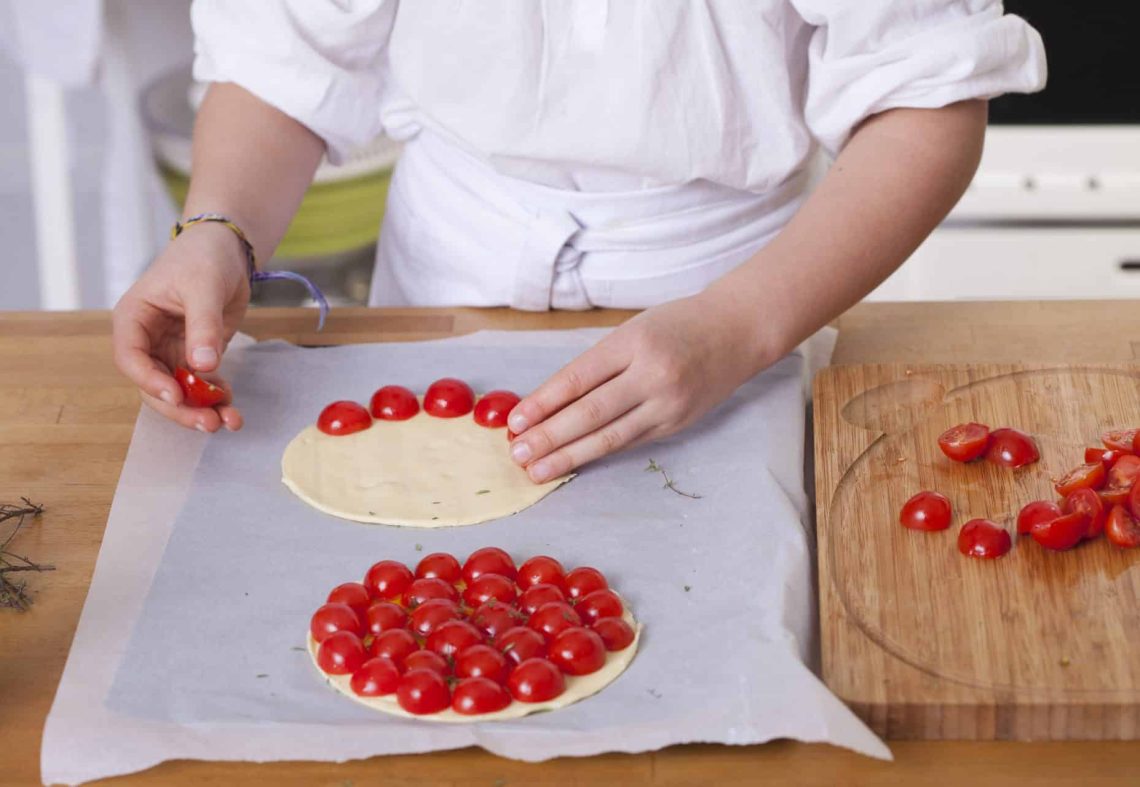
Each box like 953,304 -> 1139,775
191,0 -> 396,164
792,0 -> 1046,155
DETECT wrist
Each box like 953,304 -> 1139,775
696,277 -> 789,375
171,221 -> 251,283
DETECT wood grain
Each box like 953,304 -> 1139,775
815,363 -> 1140,739
4,303 -> 1140,785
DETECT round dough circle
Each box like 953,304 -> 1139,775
281,405 -> 571,527
308,608 -> 640,722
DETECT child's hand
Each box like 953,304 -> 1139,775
506,292 -> 771,482
112,224 -> 251,432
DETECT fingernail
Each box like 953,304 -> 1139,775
511,441 -> 532,464
508,412 -> 529,432
192,347 -> 218,367
160,390 -> 174,404
529,460 -> 551,483
194,422 -> 208,433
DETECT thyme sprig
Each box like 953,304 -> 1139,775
0,498 -> 53,611
645,459 -> 702,500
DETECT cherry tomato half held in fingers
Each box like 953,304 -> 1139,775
1103,428 -> 1139,452
452,676 -> 512,715
899,491 -> 952,531
985,428 -> 1040,469
957,519 -> 1012,559
1016,500 -> 1062,536
1064,488 -> 1106,540
369,385 -> 419,421
174,367 -> 227,408
1106,504 -> 1140,548
508,657 -> 566,703
937,422 -> 990,462
396,668 -> 451,715
474,390 -> 521,429
423,377 -> 475,418
317,401 -> 372,436
1030,511 -> 1088,551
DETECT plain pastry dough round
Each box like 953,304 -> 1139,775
281,406 -> 571,527
308,607 -> 640,722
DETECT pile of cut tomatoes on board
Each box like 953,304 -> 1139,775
900,423 -> 1140,558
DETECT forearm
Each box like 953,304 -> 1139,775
705,99 -> 988,369
183,83 -> 326,265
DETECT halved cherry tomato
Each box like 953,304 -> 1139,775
317,400 -> 372,436
462,547 -> 517,584
899,491 -> 952,531
310,602 -> 363,643
454,643 -> 510,684
408,598 -> 462,638
592,617 -> 636,652
1030,511 -> 1088,551
452,676 -> 511,714
1016,500 -> 1062,536
317,631 -> 367,675
402,577 -> 459,608
516,555 -> 566,591
985,428 -> 1039,468
369,628 -> 418,668
575,589 -> 624,624
473,390 -> 521,429
937,422 -> 990,462
1103,428 -> 1139,452
174,367 -> 227,408
1085,447 -> 1129,469
564,567 -> 608,600
414,552 -> 462,583
327,582 -> 371,618
425,620 -> 484,658
363,560 -> 414,601
396,668 -> 451,714
1063,488 -> 1106,539
364,601 -> 407,636
1054,462 -> 1106,497
507,658 -> 565,703
463,573 -> 517,608
369,385 -> 419,421
1101,454 -> 1140,505
957,519 -> 1012,559
350,657 -> 400,696
518,583 -> 566,616
1106,504 -> 1140,548
1130,477 -> 1140,522
548,627 -> 607,676
404,650 -> 450,677
527,601 -> 582,642
423,377 -> 475,418
494,626 -> 548,666
469,600 -> 523,640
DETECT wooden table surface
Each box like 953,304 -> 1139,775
4,302 -> 1140,786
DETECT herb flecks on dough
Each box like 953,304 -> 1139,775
645,459 -> 702,500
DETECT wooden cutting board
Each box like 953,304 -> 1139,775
813,363 -> 1140,740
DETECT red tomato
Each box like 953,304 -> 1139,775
508,658 -> 566,703
363,560 -> 414,601
1130,478 -> 1140,522
957,519 -> 1012,559
1102,454 -> 1140,505
592,617 -> 636,652
414,552 -> 462,583
404,650 -> 450,677
454,643 -> 509,684
1030,511 -> 1088,551
462,547 -> 518,584
1063,488 -> 1106,539
408,598 -> 462,638
985,428 -> 1039,468
327,582 -> 371,618
368,628 -> 418,668
317,631 -> 367,675
937,422 -> 990,462
452,676 -> 512,715
310,602 -> 363,644
1085,447 -> 1128,469
174,367 -> 227,408
463,573 -> 518,608
473,390 -> 521,429
528,601 -> 582,642
898,491 -> 952,532
364,601 -> 407,637
349,657 -> 401,696
494,626 -> 548,666
396,668 -> 451,714
1016,500 -> 1062,536
369,385 -> 419,421
316,400 -> 372,436
516,555 -> 566,591
426,620 -> 484,658
402,577 -> 459,608
575,589 -> 624,624
564,567 -> 608,600
1054,462 -> 1106,497
1106,504 -> 1140,548
1103,428 -> 1139,452
548,627 -> 607,676
518,583 -> 566,616
423,378 -> 475,418
469,600 -> 523,640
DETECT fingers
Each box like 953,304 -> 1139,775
507,341 -> 628,435
522,405 -> 655,483
183,282 -> 226,372
112,301 -> 183,405
510,376 -> 641,467
140,390 -> 225,432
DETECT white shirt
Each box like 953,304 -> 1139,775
191,1 -> 1045,309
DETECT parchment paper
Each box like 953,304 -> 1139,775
42,329 -> 887,786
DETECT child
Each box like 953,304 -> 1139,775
112,1 -> 1045,483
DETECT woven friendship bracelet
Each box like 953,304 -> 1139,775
172,213 -> 329,330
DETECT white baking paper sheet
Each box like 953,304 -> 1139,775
41,328 -> 887,786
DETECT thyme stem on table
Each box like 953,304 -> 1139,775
0,498 -> 53,611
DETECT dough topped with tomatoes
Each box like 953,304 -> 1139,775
281,378 -> 571,527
